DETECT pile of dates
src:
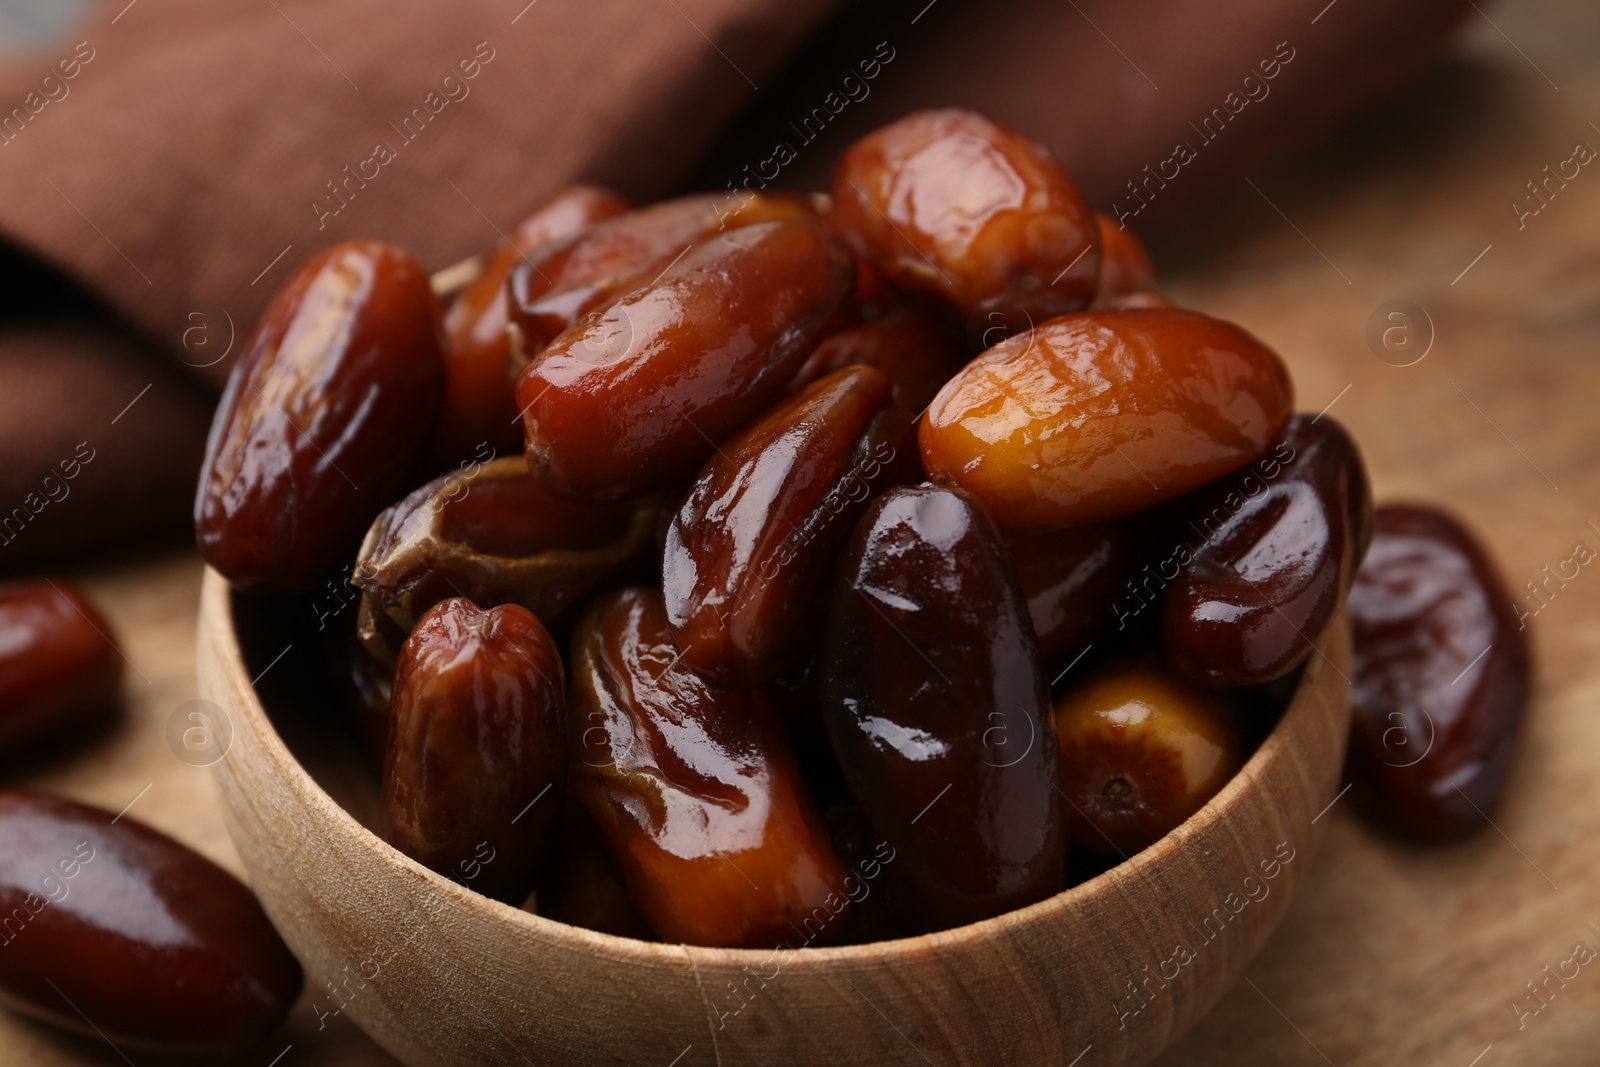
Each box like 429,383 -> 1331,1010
194,109 -> 1531,949
0,581 -> 303,1054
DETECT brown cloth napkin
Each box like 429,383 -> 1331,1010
0,0 -> 1468,571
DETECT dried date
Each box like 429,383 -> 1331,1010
821,484 -> 1065,929
196,240 -> 445,592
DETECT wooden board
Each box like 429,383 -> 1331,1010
4,0 -> 1598,1062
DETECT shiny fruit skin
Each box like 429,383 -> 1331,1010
519,217 -> 854,501
0,790 -> 302,1055
506,191 -> 820,359
1053,657 -> 1244,856
382,598 -> 566,904
1162,414 -> 1374,687
831,108 -> 1100,334
437,186 -> 630,461
663,365 -> 894,688
569,588 -> 850,948
195,240 -> 445,593
919,308 -> 1294,530
821,484 -> 1065,929
0,581 -> 122,755
1346,505 -> 1531,841
1003,521 -> 1151,675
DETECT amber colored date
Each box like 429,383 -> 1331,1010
663,365 -> 895,688
519,218 -> 854,501
569,588 -> 849,947
383,598 -> 566,903
919,308 -> 1294,530
437,186 -> 630,461
0,791 -> 301,1055
506,191 -> 820,362
195,240 -> 445,593
0,581 -> 122,756
822,484 -> 1064,929
1346,505 -> 1531,841
831,108 -> 1100,333
354,455 -> 652,664
1004,522 -> 1151,675
1162,415 -> 1374,687
1053,657 -> 1244,856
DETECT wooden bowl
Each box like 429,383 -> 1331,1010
196,566 -> 1351,1067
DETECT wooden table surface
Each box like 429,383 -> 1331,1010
8,1 -> 1600,1063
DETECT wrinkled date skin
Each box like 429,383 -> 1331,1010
831,108 -> 1100,334
519,218 -> 854,501
1346,506 -> 1531,841
569,588 -> 849,947
664,365 -> 895,688
196,240 -> 446,593
0,581 -> 122,755
920,309 -> 1294,530
822,485 -> 1065,929
0,791 -> 302,1055
437,186 -> 631,460
1091,213 -> 1157,304
1162,415 -> 1374,687
383,598 -> 566,904
506,191 -> 820,361
354,455 -> 652,665
1054,657 -> 1243,856
789,308 -> 967,483
1004,521 -> 1151,675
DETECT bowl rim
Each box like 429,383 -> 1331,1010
205,565 -> 1343,966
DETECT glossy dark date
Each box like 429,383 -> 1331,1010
518,218 -> 854,501
383,598 -> 566,903
506,191 -> 819,362
1004,521 -> 1151,676
569,588 -> 849,947
821,484 -> 1064,929
437,186 -> 630,461
663,365 -> 894,688
196,240 -> 445,593
1346,505 -> 1531,841
0,791 -> 301,1055
0,581 -> 122,756
1162,415 -> 1374,687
